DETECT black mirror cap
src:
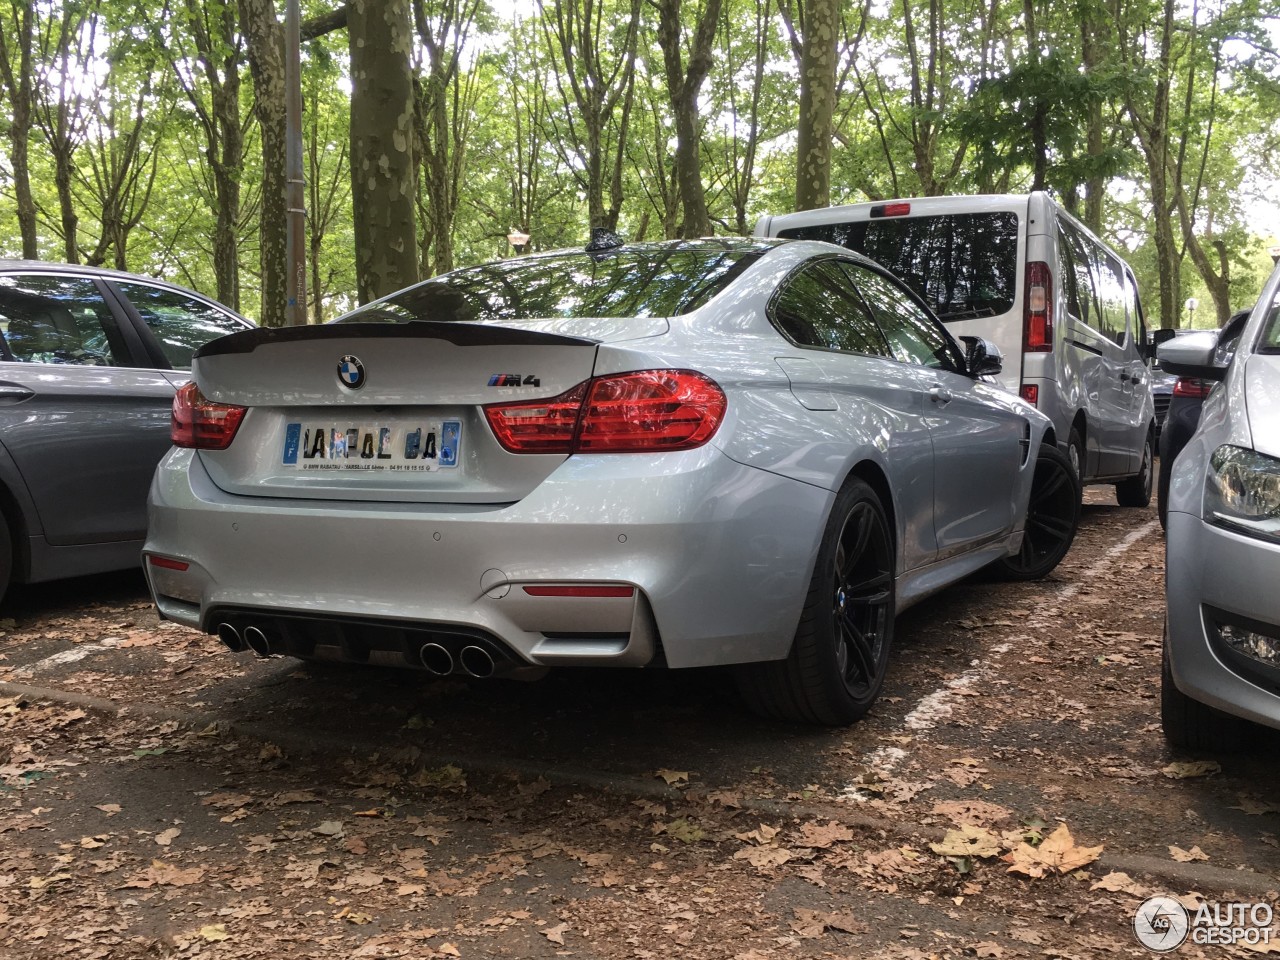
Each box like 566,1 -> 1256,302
1159,358 -> 1228,382
960,335 -> 1003,378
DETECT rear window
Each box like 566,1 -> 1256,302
337,243 -> 768,325
777,211 -> 1020,322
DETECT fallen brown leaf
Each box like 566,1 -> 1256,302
1003,823 -> 1103,878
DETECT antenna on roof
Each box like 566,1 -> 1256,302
586,227 -> 625,252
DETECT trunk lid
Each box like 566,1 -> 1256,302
191,320 -> 625,503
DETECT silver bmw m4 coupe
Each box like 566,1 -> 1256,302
144,238 -> 1078,725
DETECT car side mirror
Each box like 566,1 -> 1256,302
1157,330 -> 1227,381
1143,327 -> 1176,362
960,336 -> 1003,378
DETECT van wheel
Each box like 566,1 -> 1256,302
736,478 -> 895,726
1066,427 -> 1084,480
1116,432 -> 1153,507
1161,625 -> 1245,751
995,445 -> 1080,581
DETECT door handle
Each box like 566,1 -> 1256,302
929,384 -> 953,404
0,384 -> 34,403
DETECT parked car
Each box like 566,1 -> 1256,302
0,261 -> 253,602
143,237 -> 1079,726
1156,311 -> 1251,528
1150,356 -> 1177,445
1160,259 -> 1280,749
755,192 -> 1156,507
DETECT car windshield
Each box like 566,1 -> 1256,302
777,212 -> 1020,322
336,242 -> 770,326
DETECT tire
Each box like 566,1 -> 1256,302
1161,624 -> 1246,752
0,516 -> 11,607
736,478 -> 895,726
1067,426 -> 1085,487
1157,452 -> 1172,531
1116,431 -> 1154,507
995,444 -> 1080,581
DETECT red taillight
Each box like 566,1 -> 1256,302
482,381 -> 586,454
1172,377 -> 1212,399
871,202 -> 911,217
1020,384 -> 1039,405
171,381 -> 247,450
1024,260 -> 1053,353
484,370 -> 726,455
522,585 -> 635,598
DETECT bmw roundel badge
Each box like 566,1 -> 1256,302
337,355 -> 365,389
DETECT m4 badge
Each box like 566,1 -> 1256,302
487,374 -> 541,387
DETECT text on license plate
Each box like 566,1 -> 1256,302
281,421 -> 461,470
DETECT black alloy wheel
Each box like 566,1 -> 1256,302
736,478 -> 896,726
996,445 -> 1080,581
831,499 -> 894,703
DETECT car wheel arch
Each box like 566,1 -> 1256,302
844,460 -> 899,569
0,480 -> 29,584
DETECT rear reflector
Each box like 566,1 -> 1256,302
485,369 -> 726,454
522,585 -> 635,598
870,202 -> 911,218
148,555 -> 190,572
1173,377 -> 1212,398
1024,260 -> 1053,353
1020,384 -> 1039,405
171,381 -> 247,450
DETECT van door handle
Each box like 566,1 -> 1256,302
929,384 -> 953,404
0,383 -> 34,403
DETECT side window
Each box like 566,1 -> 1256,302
771,261 -> 893,357
1091,251 -> 1128,346
846,265 -> 961,370
1060,222 -> 1098,330
1124,271 -> 1144,350
0,274 -> 125,366
116,281 -> 246,369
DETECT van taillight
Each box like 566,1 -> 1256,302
171,381 -> 246,449
484,370 -> 726,454
1024,260 -> 1053,353
1020,385 -> 1039,405
870,202 -> 911,218
1172,378 -> 1212,399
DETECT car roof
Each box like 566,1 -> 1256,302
0,259 -> 249,320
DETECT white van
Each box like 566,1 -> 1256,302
755,192 -> 1155,506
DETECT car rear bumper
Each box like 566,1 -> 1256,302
1165,510 -> 1280,730
144,447 -> 833,670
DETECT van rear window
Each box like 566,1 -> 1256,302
777,212 -> 1020,322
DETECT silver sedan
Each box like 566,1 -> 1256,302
144,238 -> 1078,725
1160,257 -> 1280,748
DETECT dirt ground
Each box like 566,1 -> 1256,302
2,487 -> 1278,959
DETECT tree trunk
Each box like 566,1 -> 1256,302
349,0 -> 419,302
1079,0 -> 1106,233
654,0 -> 721,238
0,3 -> 37,258
795,0 -> 838,210
240,0 -> 290,326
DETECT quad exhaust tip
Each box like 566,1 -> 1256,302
215,622 -> 245,653
459,645 -> 495,678
419,642 -> 454,676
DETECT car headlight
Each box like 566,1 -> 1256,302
1205,445 -> 1280,542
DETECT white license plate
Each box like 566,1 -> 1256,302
281,420 -> 461,471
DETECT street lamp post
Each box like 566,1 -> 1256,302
507,229 -> 531,256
